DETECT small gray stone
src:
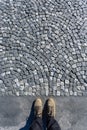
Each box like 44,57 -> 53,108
0,80 -> 3,84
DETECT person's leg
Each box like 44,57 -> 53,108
29,98 -> 43,130
46,98 -> 61,130
47,117 -> 61,130
30,117 -> 43,130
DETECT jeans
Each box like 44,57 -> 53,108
30,117 -> 61,130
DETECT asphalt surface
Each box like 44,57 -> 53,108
0,96 -> 87,130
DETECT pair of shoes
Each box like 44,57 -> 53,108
34,98 -> 55,118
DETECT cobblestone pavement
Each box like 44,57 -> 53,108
0,0 -> 87,96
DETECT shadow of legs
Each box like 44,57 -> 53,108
19,101 -> 35,130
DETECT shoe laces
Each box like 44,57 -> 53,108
35,106 -> 42,117
47,106 -> 54,117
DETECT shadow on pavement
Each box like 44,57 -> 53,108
19,100 -> 47,130
19,101 -> 35,130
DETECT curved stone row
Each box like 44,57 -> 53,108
0,0 -> 87,96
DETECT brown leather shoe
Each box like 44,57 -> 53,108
47,98 -> 56,118
34,98 -> 43,118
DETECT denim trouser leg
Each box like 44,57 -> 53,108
47,117 -> 61,130
30,117 -> 43,130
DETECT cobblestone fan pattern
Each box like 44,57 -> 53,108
0,0 -> 87,96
